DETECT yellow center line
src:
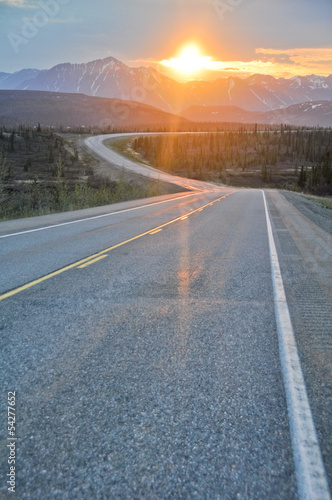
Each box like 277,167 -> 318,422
0,191 -> 235,301
78,254 -> 108,269
150,229 -> 163,235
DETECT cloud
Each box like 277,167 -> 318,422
256,48 -> 332,75
0,0 -> 38,8
0,0 -> 31,6
127,58 -> 157,66
256,52 -> 296,66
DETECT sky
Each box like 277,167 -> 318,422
0,0 -> 331,80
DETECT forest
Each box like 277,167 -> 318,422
132,127 -> 332,194
1,124 -> 331,220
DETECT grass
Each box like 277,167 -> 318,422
0,130 -> 162,221
301,194 -> 332,210
108,137 -> 150,166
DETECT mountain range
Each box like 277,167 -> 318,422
1,90 -> 331,129
1,56 -> 332,114
0,56 -> 332,127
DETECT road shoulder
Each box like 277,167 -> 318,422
281,190 -> 332,235
266,190 -> 332,492
269,190 -> 331,296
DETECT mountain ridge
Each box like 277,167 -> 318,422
1,89 -> 332,128
181,101 -> 332,127
0,89 -> 189,129
1,56 -> 332,115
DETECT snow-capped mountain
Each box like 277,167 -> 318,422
14,57 -> 179,114
264,100 -> 332,127
182,74 -> 332,113
1,57 -> 332,115
0,69 -> 43,90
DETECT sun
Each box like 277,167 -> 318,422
160,44 -> 212,78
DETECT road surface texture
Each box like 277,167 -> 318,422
0,135 -> 331,499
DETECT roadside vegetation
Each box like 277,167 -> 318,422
108,137 -> 151,166
0,126 -> 161,220
132,127 -> 332,194
1,124 -> 331,220
301,194 -> 332,210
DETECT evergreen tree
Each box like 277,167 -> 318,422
298,166 -> 307,189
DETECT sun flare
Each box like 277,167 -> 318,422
161,44 -> 212,78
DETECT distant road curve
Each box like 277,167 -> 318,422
85,133 -> 221,193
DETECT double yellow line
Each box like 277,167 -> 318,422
0,192 -> 234,302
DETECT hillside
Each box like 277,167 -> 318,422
0,90 -> 188,129
181,101 -> 332,127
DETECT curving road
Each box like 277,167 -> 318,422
0,135 -> 331,499
85,133 -> 221,193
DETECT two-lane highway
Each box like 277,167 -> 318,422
0,190 -> 228,297
0,136 -> 331,499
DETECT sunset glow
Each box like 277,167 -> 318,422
158,45 -> 332,81
161,44 -> 212,78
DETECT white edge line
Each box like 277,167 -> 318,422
0,193 -> 197,239
262,190 -> 331,500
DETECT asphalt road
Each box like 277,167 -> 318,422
0,137 -> 331,499
85,133 -> 219,193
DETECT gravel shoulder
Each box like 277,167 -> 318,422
267,189 -> 332,491
270,190 -> 332,297
281,190 -> 332,235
